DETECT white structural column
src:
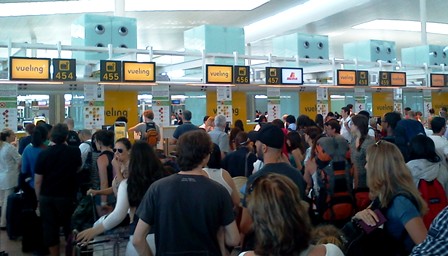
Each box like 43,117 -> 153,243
115,0 -> 125,16
420,0 -> 427,45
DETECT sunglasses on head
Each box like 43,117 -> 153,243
113,148 -> 123,153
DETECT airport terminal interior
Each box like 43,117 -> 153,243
1,0 -> 448,254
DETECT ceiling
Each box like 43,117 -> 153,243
0,0 -> 447,60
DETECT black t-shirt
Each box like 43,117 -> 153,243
222,147 -> 257,177
35,144 -> 82,198
136,174 -> 235,255
243,162 -> 306,207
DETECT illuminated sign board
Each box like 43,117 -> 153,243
10,57 -> 50,80
53,58 -> 76,81
206,65 -> 233,84
337,70 -> 369,86
233,65 -> 250,84
266,67 -> 281,84
379,71 -> 406,86
281,68 -> 303,85
430,74 -> 446,87
356,71 -> 369,86
123,61 -> 156,82
100,60 -> 122,82
337,70 -> 356,85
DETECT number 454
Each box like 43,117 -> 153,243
55,72 -> 74,80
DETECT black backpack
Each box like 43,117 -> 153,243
67,130 -> 81,147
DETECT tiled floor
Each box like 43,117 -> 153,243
0,229 -> 33,255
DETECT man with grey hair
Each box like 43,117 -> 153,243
64,118 -> 81,147
172,110 -> 198,144
209,115 -> 230,159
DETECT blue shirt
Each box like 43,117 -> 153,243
21,144 -> 45,189
386,195 -> 421,252
412,206 -> 448,255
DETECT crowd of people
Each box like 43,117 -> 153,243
0,105 -> 448,255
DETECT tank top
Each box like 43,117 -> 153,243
99,150 -> 114,187
203,168 -> 232,195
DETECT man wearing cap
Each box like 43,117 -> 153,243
239,124 -> 306,243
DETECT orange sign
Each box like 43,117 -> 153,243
391,72 -> 406,86
10,57 -> 50,80
431,74 -> 445,87
337,70 -> 356,85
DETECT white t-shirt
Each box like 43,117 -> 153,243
239,243 -> 344,256
340,116 -> 352,143
429,135 -> 448,157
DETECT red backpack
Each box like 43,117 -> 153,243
418,179 -> 448,228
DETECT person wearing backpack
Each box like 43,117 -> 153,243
351,140 -> 427,255
406,134 -> 448,228
128,110 -> 160,147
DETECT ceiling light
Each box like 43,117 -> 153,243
353,19 -> 448,35
244,0 -> 369,43
0,0 -> 112,16
0,0 -> 269,17
126,0 -> 270,11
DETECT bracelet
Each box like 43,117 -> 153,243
101,202 -> 108,207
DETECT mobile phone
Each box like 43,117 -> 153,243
358,209 -> 387,234
114,121 -> 127,141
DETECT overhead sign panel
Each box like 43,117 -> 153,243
266,67 -> 281,84
430,74 -> 446,87
379,71 -> 406,87
100,60 -> 122,82
233,65 -> 250,84
123,61 -> 156,82
10,57 -> 50,80
356,70 -> 369,86
281,68 -> 303,85
206,65 -> 233,84
337,70 -> 356,85
53,58 -> 76,81
337,70 -> 369,86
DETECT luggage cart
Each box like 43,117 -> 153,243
75,232 -> 129,256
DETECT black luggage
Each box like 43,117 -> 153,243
5,192 -> 24,240
21,209 -> 48,255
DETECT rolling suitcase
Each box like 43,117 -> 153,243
21,209 -> 48,255
5,191 -> 24,240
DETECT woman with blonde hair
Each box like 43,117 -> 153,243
239,173 -> 343,256
353,140 -> 428,254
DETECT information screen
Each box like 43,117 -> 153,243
281,68 -> 303,85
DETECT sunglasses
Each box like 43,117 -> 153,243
375,140 -> 383,147
113,148 -> 124,153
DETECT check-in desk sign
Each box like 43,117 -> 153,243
206,65 -> 251,84
337,70 -> 369,86
430,74 -> 448,87
100,61 -> 156,82
10,57 -> 76,81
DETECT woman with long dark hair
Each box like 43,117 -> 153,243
77,141 -> 165,254
350,114 -> 375,190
